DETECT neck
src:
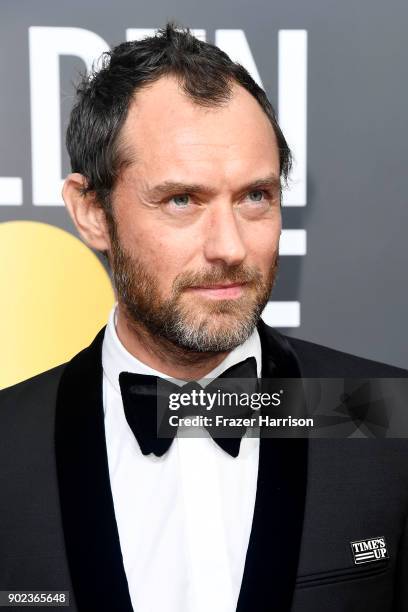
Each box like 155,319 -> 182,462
115,304 -> 230,380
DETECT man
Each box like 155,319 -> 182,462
0,23 -> 407,612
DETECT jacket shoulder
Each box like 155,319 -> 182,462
259,324 -> 407,377
0,364 -> 68,504
0,364 -> 67,420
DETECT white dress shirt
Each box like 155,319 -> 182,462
102,306 -> 261,612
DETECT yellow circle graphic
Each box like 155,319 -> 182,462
0,221 -> 114,389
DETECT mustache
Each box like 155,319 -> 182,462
172,262 -> 269,293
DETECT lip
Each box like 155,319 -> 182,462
186,282 -> 247,299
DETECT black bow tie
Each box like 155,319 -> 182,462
119,357 -> 258,458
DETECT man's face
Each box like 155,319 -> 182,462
109,76 -> 282,352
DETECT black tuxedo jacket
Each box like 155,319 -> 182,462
1,321 -> 407,612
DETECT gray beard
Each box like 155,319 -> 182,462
110,227 -> 278,354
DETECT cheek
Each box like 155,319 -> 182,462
136,232 -> 194,293
245,220 -> 281,266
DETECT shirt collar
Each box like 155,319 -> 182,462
102,305 -> 262,392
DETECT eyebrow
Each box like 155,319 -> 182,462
145,173 -> 281,200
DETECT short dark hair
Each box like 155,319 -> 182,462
66,22 -> 292,213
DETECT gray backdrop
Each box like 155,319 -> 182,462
1,0 -> 407,368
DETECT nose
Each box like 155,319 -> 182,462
203,203 -> 247,266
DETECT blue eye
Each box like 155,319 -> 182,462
248,190 -> 264,202
171,194 -> 190,207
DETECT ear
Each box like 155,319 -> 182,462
62,173 -> 111,252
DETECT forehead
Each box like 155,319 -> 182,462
119,76 -> 280,185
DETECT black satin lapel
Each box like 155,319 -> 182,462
236,321 -> 308,612
55,327 -> 134,612
257,318 -> 303,379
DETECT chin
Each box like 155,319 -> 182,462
180,311 -> 258,347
